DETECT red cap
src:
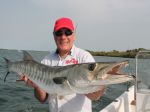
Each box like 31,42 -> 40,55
54,17 -> 74,32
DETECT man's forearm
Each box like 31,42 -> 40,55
34,87 -> 48,103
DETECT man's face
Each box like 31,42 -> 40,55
54,28 -> 75,52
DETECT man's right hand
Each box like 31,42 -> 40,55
19,74 -> 48,102
20,75 -> 38,88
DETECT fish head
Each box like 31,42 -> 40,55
77,60 -> 129,80
88,60 -> 134,85
69,60 -> 134,87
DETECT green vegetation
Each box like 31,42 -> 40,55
88,48 -> 147,58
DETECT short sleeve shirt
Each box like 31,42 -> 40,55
41,45 -> 95,112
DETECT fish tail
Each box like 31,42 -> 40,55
0,57 -> 11,82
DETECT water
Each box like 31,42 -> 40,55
0,49 -> 135,112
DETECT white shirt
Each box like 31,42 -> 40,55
41,45 -> 95,112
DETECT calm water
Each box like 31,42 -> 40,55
0,49 -> 135,112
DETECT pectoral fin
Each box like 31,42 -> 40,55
4,71 -> 10,82
53,77 -> 67,84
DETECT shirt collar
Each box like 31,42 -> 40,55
55,45 -> 75,56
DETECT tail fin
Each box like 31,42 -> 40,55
1,57 -> 10,82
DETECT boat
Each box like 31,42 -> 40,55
100,85 -> 135,112
100,51 -> 150,112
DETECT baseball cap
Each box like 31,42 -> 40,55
54,17 -> 74,32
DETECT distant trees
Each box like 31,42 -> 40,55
88,48 -> 147,58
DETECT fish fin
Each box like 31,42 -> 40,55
53,77 -> 67,84
0,57 -> 11,82
3,57 -> 10,64
0,57 -> 9,69
4,71 -> 10,82
22,50 -> 33,61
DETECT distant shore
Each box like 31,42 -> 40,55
0,48 -> 148,58
88,48 -> 147,58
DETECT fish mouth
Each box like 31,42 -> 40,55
97,60 -> 129,80
107,60 -> 129,75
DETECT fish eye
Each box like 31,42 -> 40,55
88,63 -> 96,71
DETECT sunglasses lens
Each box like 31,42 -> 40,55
65,30 -> 73,36
55,30 -> 63,36
54,29 -> 73,37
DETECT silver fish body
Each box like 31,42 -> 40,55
4,51 -> 134,95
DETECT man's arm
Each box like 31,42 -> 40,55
34,87 -> 48,103
20,75 -> 48,103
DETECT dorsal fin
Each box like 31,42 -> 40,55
22,50 -> 33,61
3,57 -> 10,64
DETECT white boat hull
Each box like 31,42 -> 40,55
100,86 -> 135,112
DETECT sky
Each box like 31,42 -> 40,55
0,0 -> 150,52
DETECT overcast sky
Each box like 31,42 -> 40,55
0,0 -> 150,51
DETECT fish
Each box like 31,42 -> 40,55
1,51 -> 134,95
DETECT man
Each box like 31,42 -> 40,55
22,17 -> 105,112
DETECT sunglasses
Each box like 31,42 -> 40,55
54,29 -> 73,37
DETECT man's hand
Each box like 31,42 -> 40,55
20,75 -> 38,88
20,74 -> 48,102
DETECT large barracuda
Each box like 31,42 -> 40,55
2,51 -> 134,95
